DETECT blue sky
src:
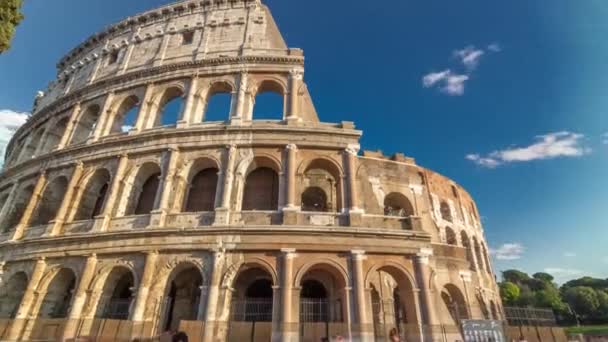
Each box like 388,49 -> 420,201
1,0 -> 607,283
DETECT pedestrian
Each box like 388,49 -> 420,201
389,327 -> 401,342
173,331 -> 189,342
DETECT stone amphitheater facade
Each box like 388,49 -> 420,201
0,0 -> 502,341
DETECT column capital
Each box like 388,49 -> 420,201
345,144 -> 360,156
351,249 -> 366,260
289,68 -> 304,80
460,271 -> 472,282
226,144 -> 237,152
285,143 -> 298,151
281,248 -> 297,258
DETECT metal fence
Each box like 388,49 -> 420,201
103,299 -> 132,320
504,306 -> 557,326
230,299 -> 273,322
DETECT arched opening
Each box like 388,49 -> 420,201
482,244 -> 492,274
155,88 -> 184,127
1,184 -> 34,232
301,187 -> 328,212
126,163 -> 161,216
184,168 -> 218,212
477,295 -> 490,320
440,201 -> 453,222
31,176 -> 69,226
445,227 -> 457,246
38,268 -> 76,318
460,231 -> 476,271
441,284 -> 469,325
384,192 -> 414,217
231,267 -> 274,323
0,272 -> 28,318
163,265 -> 203,331
74,169 -> 111,221
97,267 -> 135,320
300,159 -> 342,212
70,105 -> 101,145
367,266 -> 419,340
43,118 -> 70,153
242,167 -> 279,211
110,95 -> 140,134
299,265 -> 347,324
473,237 -> 486,273
203,83 -> 233,122
490,301 -> 498,320
252,81 -> 284,120
21,128 -> 45,160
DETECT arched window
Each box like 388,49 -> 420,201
184,168 -> 218,212
203,82 -> 233,122
300,279 -> 329,322
74,169 -> 111,221
483,244 -> 492,274
230,267 -> 275,323
163,266 -> 203,331
155,88 -> 184,127
38,269 -> 76,318
460,231 -> 476,270
70,105 -> 101,145
242,167 -> 279,211
445,227 -> 457,245
98,268 -> 134,320
110,96 -> 140,134
441,284 -> 469,325
21,128 -> 45,161
39,118 -> 69,153
125,163 -> 162,216
384,192 -> 414,217
440,201 -> 452,222
0,272 -> 28,318
301,187 -> 328,212
473,237 -> 486,273
252,81 -> 284,120
1,184 -> 34,232
31,177 -> 69,226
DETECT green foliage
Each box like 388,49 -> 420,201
563,286 -> 600,318
502,269 -> 531,285
0,0 -> 24,53
500,282 -> 521,305
533,272 -> 555,284
563,277 -> 608,290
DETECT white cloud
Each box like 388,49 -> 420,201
422,70 -> 469,96
467,132 -> 590,168
121,125 -> 134,133
491,243 -> 525,260
563,252 -> 577,257
544,268 -> 584,277
0,110 -> 30,167
487,43 -> 502,52
454,46 -> 485,70
602,133 -> 608,144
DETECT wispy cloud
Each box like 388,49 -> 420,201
422,70 -> 469,96
466,132 -> 590,168
491,243 -> 525,260
453,46 -> 485,70
0,110 -> 29,167
544,268 -> 584,277
563,252 -> 577,258
423,43 -> 500,96
602,133 -> 608,145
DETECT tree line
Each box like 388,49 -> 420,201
499,270 -> 608,325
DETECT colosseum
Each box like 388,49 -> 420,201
0,0 -> 502,341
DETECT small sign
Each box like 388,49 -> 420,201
461,320 -> 505,342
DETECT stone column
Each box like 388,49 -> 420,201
49,162 -> 84,236
351,250 -> 373,342
177,76 -> 199,128
196,285 -> 209,321
345,146 -> 363,226
231,72 -> 248,124
131,251 -> 159,322
94,91 -> 115,140
57,103 -> 81,149
286,69 -> 303,123
153,26 -> 172,67
6,257 -> 46,341
282,144 -> 298,225
134,83 -> 156,132
151,148 -> 180,227
279,248 -> 297,342
214,145 -> 237,226
460,271 -> 473,319
11,171 -> 47,241
33,125 -> 53,157
97,154 -> 129,232
203,251 -> 225,342
62,254 -> 98,340
414,249 -> 439,335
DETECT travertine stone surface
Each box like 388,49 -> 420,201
0,1 -> 502,341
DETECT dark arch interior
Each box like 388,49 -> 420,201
101,270 -> 134,320
245,278 -> 273,298
301,186 -> 328,212
242,167 -> 279,211
231,268 -> 274,322
184,168 -> 218,212
301,279 -> 327,299
134,172 -> 161,215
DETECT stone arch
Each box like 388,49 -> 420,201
384,192 -> 415,217
159,260 -> 205,331
0,271 -> 28,318
31,176 -> 69,226
222,258 -> 279,290
91,264 -> 138,320
109,95 -> 141,134
40,116 -> 70,153
241,156 -> 281,211
21,127 -> 45,161
473,237 -> 485,273
445,227 -> 458,246
124,162 -> 162,216
152,85 -> 186,127
73,168 -> 111,221
1,182 -> 35,232
297,157 -> 344,212
227,260 -> 278,323
482,243 -> 492,274
296,259 -> 349,323
34,267 -> 77,318
440,201 -> 453,222
70,104 -> 101,145
201,80 -> 234,122
490,300 -> 498,320
182,157 -> 221,212
460,231 -> 475,270
441,284 -> 469,324
251,79 -> 287,120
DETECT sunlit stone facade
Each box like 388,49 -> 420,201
0,0 -> 502,341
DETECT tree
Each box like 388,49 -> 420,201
500,282 -> 521,305
563,286 -> 600,320
533,272 -> 554,284
502,270 -> 530,285
0,0 -> 24,53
